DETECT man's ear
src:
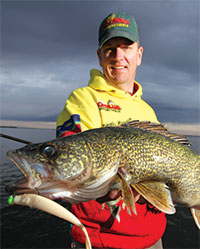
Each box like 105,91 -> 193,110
97,49 -> 102,67
137,46 -> 143,66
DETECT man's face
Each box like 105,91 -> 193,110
97,37 -> 143,91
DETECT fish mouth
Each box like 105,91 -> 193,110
7,150 -> 30,180
4,178 -> 66,198
5,179 -> 39,195
6,150 -> 47,196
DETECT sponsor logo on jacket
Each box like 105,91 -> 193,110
97,100 -> 121,112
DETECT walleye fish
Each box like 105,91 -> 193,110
5,121 -> 200,229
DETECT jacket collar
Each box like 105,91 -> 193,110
88,69 -> 143,100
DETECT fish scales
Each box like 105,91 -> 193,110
51,139 -> 91,180
5,122 -> 200,229
80,127 -> 200,205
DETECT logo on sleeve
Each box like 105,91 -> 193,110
56,114 -> 81,137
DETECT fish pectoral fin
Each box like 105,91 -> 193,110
132,181 -> 176,214
191,207 -> 200,230
71,162 -> 119,203
117,173 -> 136,215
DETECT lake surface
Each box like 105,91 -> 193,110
0,127 -> 199,249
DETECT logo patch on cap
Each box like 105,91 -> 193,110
104,14 -> 130,30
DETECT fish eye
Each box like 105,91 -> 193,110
42,145 -> 56,158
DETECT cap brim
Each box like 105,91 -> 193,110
99,30 -> 139,48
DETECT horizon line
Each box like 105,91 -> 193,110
0,119 -> 200,136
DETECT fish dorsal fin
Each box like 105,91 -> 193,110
191,207 -> 200,230
132,181 -> 176,214
121,120 -> 191,147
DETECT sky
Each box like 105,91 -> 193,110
1,0 -> 199,124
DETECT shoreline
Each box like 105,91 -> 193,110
0,120 -> 56,130
0,120 -> 200,136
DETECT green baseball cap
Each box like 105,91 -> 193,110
98,12 -> 140,48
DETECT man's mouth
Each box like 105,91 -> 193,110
111,66 -> 126,70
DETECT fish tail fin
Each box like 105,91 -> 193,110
191,207 -> 200,230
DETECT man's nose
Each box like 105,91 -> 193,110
113,47 -> 123,59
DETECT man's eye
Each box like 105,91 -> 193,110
122,46 -> 129,50
104,48 -> 112,56
105,47 -> 112,52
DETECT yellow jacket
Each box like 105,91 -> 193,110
56,69 -> 158,137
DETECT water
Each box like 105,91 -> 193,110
0,127 -> 199,249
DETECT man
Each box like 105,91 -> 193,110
56,12 -> 166,249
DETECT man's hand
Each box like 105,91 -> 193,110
96,187 -> 146,204
96,189 -> 122,203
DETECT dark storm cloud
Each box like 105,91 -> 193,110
1,1 -> 199,123
1,1 -> 97,59
136,2 -> 199,81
